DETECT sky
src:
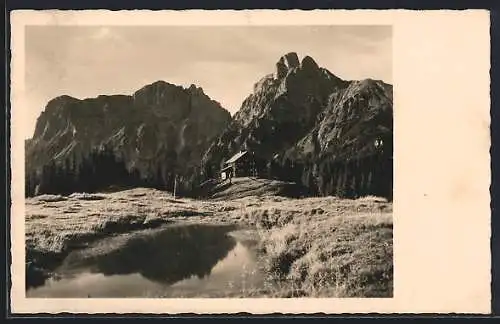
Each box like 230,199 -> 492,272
24,25 -> 392,139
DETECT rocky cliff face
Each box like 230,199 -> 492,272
26,81 -> 231,194
203,52 -> 393,199
203,53 -> 346,164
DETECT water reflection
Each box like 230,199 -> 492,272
66,224 -> 237,284
27,224 -> 266,298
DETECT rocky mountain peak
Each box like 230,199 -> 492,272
133,80 -> 180,98
281,52 -> 300,68
187,84 -> 206,96
48,94 -> 78,104
300,55 -> 320,72
275,52 -> 300,79
27,51 -> 392,200
203,51 -> 393,199
44,95 -> 79,112
188,83 -> 200,91
26,80 -> 232,197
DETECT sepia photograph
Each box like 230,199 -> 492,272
23,24 -> 393,299
9,9 -> 491,314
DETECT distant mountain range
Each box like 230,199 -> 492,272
25,52 -> 393,199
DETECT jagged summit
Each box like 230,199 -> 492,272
272,52 -> 341,84
300,55 -> 320,71
275,52 -> 298,78
46,81 -> 208,108
275,52 -> 300,78
132,80 -> 210,100
187,83 -> 206,96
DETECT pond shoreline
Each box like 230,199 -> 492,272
26,188 -> 393,297
27,222 -> 270,298
26,219 -> 244,291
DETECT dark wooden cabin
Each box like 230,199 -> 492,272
220,151 -> 256,180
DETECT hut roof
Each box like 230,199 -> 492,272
224,151 -> 248,164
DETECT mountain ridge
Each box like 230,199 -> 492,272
202,52 -> 393,199
26,51 -> 392,199
25,80 -> 232,196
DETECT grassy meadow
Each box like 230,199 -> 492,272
25,180 -> 392,297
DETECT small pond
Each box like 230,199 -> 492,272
27,224 -> 267,298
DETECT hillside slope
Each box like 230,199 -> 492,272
200,177 -> 311,200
